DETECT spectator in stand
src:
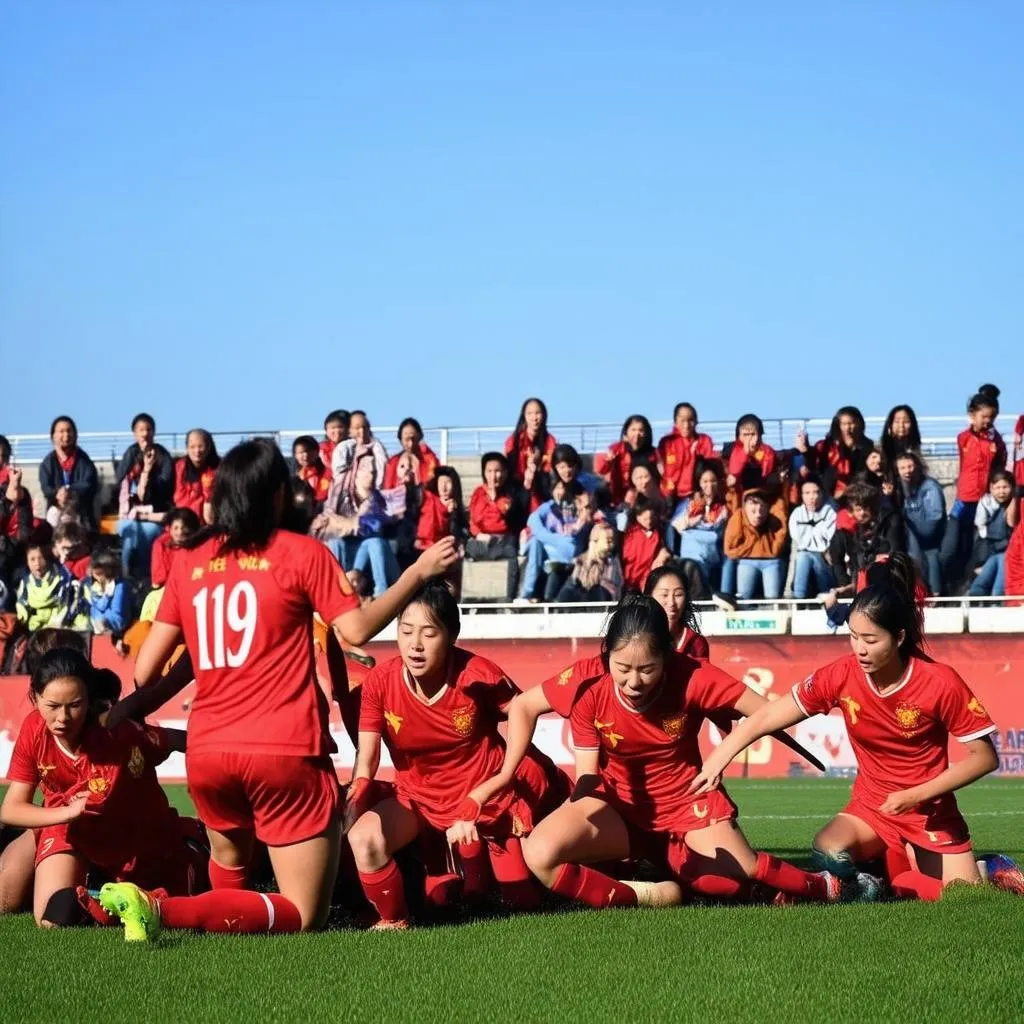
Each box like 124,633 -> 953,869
941,384 -> 1006,591
721,414 -> 778,508
115,414 -> 175,581
15,542 -> 88,632
331,410 -> 388,488
504,398 -> 557,512
519,480 -> 593,602
595,415 -> 656,506
320,409 -> 350,470
895,451 -> 946,596
810,406 -> 874,499
551,443 -> 602,494
83,550 -> 131,640
38,416 -> 99,532
466,452 -> 526,563
52,522 -> 92,581
383,418 -> 440,489
616,461 -> 667,532
150,508 -> 201,590
0,437 -> 37,592
668,462 -> 728,598
828,482 -> 903,602
415,467 -> 467,552
291,436 -> 331,511
557,520 -> 623,603
173,429 -> 219,525
723,489 -> 789,601
657,403 -> 717,502
621,494 -> 670,592
881,405 -> 922,466
1003,515 -> 1024,599
968,470 -> 1017,598
314,451 -> 398,597
1013,413 -> 1024,497
788,478 -> 837,599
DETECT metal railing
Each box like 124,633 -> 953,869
3,414 -> 1015,466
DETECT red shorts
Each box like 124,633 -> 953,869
187,750 -> 340,846
840,794 -> 973,856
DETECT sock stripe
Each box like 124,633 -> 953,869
258,891 -> 275,932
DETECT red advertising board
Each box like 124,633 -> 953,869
2,634 -> 1023,781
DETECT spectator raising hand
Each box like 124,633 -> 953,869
504,398 -> 557,512
595,415 -> 656,506
384,418 -> 440,489
721,414 -> 777,508
657,402 -> 716,501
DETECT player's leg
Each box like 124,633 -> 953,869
812,812 -> 887,878
34,851 -> 88,928
348,797 -> 421,928
0,829 -> 35,915
891,847 -> 981,902
206,825 -> 254,891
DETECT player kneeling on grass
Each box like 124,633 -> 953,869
347,580 -> 568,929
520,595 -> 879,909
0,648 -> 207,929
691,554 -> 1024,900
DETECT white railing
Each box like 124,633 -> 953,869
4,414 -> 1008,466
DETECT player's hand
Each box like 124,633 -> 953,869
415,536 -> 460,580
64,791 -> 91,821
467,777 -> 506,810
342,777 -> 376,834
446,820 -> 479,846
879,789 -> 921,816
688,762 -> 725,796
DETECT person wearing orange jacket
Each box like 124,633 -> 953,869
723,488 -> 789,600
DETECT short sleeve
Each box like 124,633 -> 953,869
541,656 -> 605,719
155,556 -> 183,627
688,633 -> 711,661
688,664 -> 747,714
7,719 -> 40,786
936,671 -> 997,743
305,541 -> 360,623
358,666 -> 386,734
791,661 -> 844,718
138,722 -> 174,768
569,685 -> 600,751
467,657 -> 520,714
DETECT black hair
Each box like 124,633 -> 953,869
512,398 -> 550,451
163,506 -> 201,533
601,593 -> 673,669
480,451 -> 508,480
324,409 -> 350,430
90,550 -> 121,579
30,648 -> 94,700
397,417 -> 424,443
292,434 -> 326,474
551,478 -> 583,501
630,460 -> 661,489
881,405 -> 922,463
644,561 -> 701,637
401,579 -> 460,641
799,473 -> 826,493
968,384 -> 1000,415
0,435 -> 12,464
286,478 -> 318,533
49,416 -> 77,440
190,438 -> 291,554
22,630 -> 89,678
826,407 -> 868,448
426,466 -> 465,509
91,668 -> 122,708
849,553 -> 923,660
735,414 -> 764,439
620,415 -> 654,455
673,402 -> 698,424
182,428 -> 220,484
131,413 -> 155,432
893,449 -> 926,478
989,469 -> 1015,493
53,520 -> 87,547
25,541 -> 52,563
695,458 -> 724,487
629,493 -> 660,526
843,481 -> 880,515
551,443 -> 582,470
349,410 -> 370,429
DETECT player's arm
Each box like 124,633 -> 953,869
0,782 -> 90,828
879,738 -> 998,814
467,686 -> 552,810
106,644 -> 194,727
343,730 -> 383,833
569,746 -> 602,802
332,537 -> 459,647
690,694 -> 808,795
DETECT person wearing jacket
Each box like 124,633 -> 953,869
968,471 -> 1017,597
519,481 -> 593,601
595,415 -> 657,506
38,416 -> 99,532
383,417 -> 440,489
807,406 -> 875,500
828,482 -> 903,596
16,543 -> 89,632
82,550 -> 132,638
895,451 -> 946,595
724,488 -> 789,600
788,478 -> 837,598
657,403 -> 717,501
669,463 -> 728,598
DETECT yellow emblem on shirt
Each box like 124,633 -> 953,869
839,695 -> 861,726
384,711 -> 403,734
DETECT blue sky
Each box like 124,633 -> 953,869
2,2 -> 1022,438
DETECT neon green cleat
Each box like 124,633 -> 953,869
98,882 -> 161,942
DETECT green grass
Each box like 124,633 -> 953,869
3,779 -> 1023,1023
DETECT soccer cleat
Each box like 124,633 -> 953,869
849,872 -> 883,903
621,879 -> 684,908
369,918 -> 410,931
820,872 -> 842,903
983,854 -> 1024,896
811,847 -> 858,881
98,882 -> 161,942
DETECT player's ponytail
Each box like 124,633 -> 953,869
849,553 -> 924,660
601,593 -> 673,669
968,383 -> 1000,415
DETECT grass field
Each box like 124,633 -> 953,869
3,778 -> 1023,1023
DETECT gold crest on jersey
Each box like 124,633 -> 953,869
894,702 -> 924,736
661,715 -> 685,739
88,776 -> 109,795
127,745 -> 145,779
967,696 -> 987,717
558,667 -> 574,686
452,705 -> 476,738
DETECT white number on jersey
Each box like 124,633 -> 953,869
192,582 -> 258,670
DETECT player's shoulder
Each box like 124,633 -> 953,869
555,654 -> 606,686
813,653 -> 859,685
16,709 -> 47,742
910,655 -> 963,691
453,648 -> 508,685
364,655 -> 404,691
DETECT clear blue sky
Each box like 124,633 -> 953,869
2,2 -> 1022,438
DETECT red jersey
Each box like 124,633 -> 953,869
621,523 -> 663,591
677,627 -> 710,660
149,532 -> 177,588
298,464 -> 331,503
156,530 -> 359,757
360,649 -> 525,829
469,486 -> 515,536
1014,415 -> 1024,488
570,658 -> 747,831
382,444 -> 440,489
541,655 -> 606,718
657,431 -> 716,499
173,459 -> 216,518
503,432 -> 557,482
726,442 -> 777,493
415,491 -> 455,548
62,553 -> 92,581
595,442 -> 654,506
7,712 -> 181,871
319,439 -> 337,471
792,654 -> 997,807
955,427 -> 1006,503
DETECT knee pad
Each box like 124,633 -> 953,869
41,887 -> 92,928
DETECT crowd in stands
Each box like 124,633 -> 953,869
1,384 -> 1023,658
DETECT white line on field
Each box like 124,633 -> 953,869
743,810 -> 1024,821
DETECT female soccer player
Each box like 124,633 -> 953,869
98,438 -> 458,941
645,562 -> 709,660
347,579 -> 566,928
519,595 -> 875,909
691,561 -> 1017,900
0,648 -> 205,928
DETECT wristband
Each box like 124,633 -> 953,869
455,796 -> 481,822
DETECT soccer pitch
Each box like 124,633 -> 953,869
3,779 -> 1022,1024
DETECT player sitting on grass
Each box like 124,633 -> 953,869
691,555 -> 1024,899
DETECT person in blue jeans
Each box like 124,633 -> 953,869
968,471 -> 1017,597
895,452 -> 946,596
668,464 -> 728,598
519,480 -> 592,601
788,478 -> 836,598
723,489 -> 789,600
